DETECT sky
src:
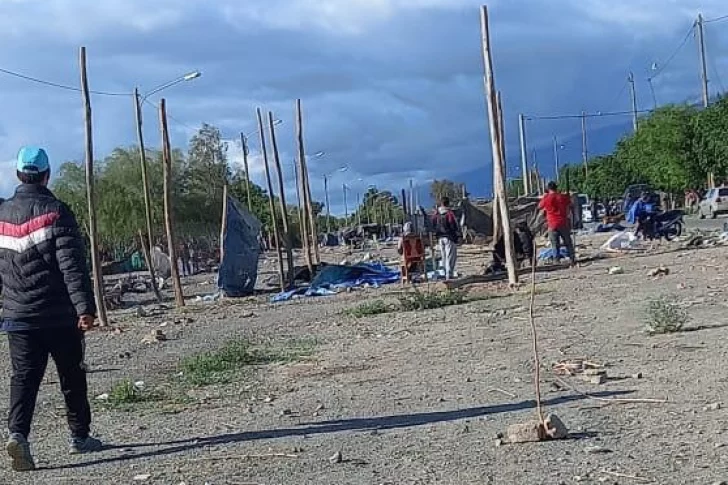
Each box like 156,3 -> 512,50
0,0 -> 726,215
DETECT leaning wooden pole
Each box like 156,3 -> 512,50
159,98 -> 185,307
257,108 -> 286,291
294,158 -> 312,275
220,184 -> 229,263
268,111 -> 295,284
296,99 -> 320,265
133,87 -> 162,302
480,6 -> 518,285
79,47 -> 108,326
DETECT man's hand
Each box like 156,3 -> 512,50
78,314 -> 96,331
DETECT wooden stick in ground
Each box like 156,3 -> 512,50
256,108 -> 286,291
268,111 -> 295,284
295,99 -> 320,266
78,46 -> 108,326
158,98 -> 185,307
138,230 -> 156,290
480,8 -> 518,285
220,184 -> 229,263
133,87 -> 161,302
529,240 -> 545,427
294,158 -> 311,274
239,133 -> 253,211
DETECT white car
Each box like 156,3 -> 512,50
699,187 -> 728,219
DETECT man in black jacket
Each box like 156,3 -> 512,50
0,146 -> 102,472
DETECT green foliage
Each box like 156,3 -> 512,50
646,298 -> 688,335
346,300 -> 392,318
180,338 -> 315,386
559,101 -> 728,199
430,179 -> 465,205
398,289 -> 466,311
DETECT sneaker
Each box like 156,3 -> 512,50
69,436 -> 103,455
6,433 -> 35,472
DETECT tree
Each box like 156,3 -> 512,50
430,179 -> 465,205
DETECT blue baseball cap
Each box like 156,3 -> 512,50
16,146 -> 50,173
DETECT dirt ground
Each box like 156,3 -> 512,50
2,234 -> 728,485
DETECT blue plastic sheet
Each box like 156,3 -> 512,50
217,197 -> 262,297
538,247 -> 570,260
271,262 -> 401,302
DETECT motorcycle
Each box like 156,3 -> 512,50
638,209 -> 684,241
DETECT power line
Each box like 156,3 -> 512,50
0,66 -> 130,96
607,79 -> 629,112
526,109 -> 653,121
649,23 -> 695,81
705,23 -> 727,94
705,14 -> 728,24
142,98 -> 198,132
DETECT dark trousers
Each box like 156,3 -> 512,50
7,327 -> 91,439
548,226 -> 576,263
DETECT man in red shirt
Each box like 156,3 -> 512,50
538,181 -> 576,266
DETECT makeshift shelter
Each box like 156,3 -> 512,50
151,246 -> 172,279
456,197 -> 546,243
217,196 -> 262,297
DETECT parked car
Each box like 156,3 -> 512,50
582,203 -> 606,223
698,187 -> 728,219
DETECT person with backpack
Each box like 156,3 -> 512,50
0,147 -> 103,472
431,197 -> 460,280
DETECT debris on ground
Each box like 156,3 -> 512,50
608,266 -> 624,275
506,413 -> 568,443
141,329 -> 167,344
647,266 -> 670,277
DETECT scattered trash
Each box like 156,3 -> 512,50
141,329 -> 167,344
133,474 -> 152,481
608,266 -> 624,275
704,403 -> 721,411
194,292 -> 222,303
601,231 -> 640,252
95,393 -> 109,401
647,267 -> 670,277
329,450 -> 343,464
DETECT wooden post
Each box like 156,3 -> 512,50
240,133 -> 253,211
79,47 -> 108,326
296,99 -> 320,265
257,108 -> 286,291
294,158 -> 311,274
138,230 -> 156,288
133,88 -> 162,302
268,111 -> 295,284
220,184 -> 229,262
159,98 -> 185,307
480,7 -> 518,285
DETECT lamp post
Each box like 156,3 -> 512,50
238,119 -> 283,210
133,71 -> 201,300
323,165 -> 348,233
552,137 -> 565,182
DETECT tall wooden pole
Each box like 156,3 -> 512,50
257,108 -> 286,290
268,111 -> 295,283
79,47 -> 108,326
697,14 -> 710,109
296,99 -> 320,265
518,113 -> 530,195
240,133 -> 253,211
220,184 -> 229,262
133,87 -> 161,302
480,7 -> 518,285
628,72 -> 638,133
293,159 -> 311,272
159,98 -> 185,307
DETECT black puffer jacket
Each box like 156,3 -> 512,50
0,184 -> 96,329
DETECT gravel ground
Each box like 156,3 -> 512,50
1,238 -> 728,484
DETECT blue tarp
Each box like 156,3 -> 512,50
217,197 -> 262,297
538,247 -> 570,260
271,262 -> 401,302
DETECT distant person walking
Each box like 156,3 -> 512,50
432,197 -> 460,280
539,181 -> 576,266
0,147 -> 103,472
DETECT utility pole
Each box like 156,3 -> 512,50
268,111 -> 294,284
79,46 -> 108,326
481,6 -> 518,285
581,111 -> 588,178
133,88 -> 161,302
239,133 -> 252,211
324,175 -> 331,234
697,13 -> 710,108
552,136 -> 561,182
518,113 -> 529,195
295,99 -> 320,267
628,71 -> 638,132
343,184 -> 349,222
356,192 -> 362,226
256,108 -> 285,291
159,98 -> 185,307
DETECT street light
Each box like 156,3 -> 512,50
323,165 -> 348,233
552,137 -> 566,182
238,119 -> 283,210
133,71 -> 201,300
